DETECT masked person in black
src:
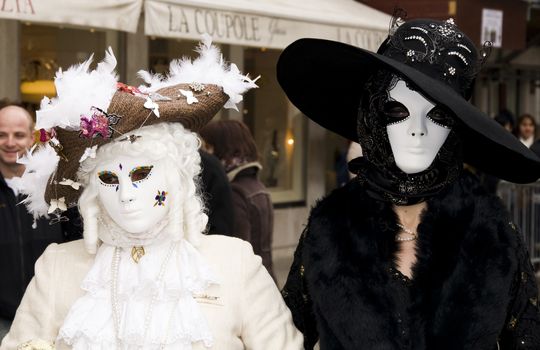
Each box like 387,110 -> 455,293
278,14 -> 540,350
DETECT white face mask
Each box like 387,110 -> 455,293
95,155 -> 169,234
386,80 -> 452,174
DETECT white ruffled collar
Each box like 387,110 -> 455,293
57,238 -> 219,349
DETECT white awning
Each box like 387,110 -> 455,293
0,0 -> 143,32
144,0 -> 391,51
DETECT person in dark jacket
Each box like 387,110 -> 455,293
277,14 -> 540,350
0,105 -> 66,324
200,120 -> 275,279
199,149 -> 234,236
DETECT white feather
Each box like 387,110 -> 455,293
137,35 -> 258,110
36,47 -> 118,130
18,144 -> 60,219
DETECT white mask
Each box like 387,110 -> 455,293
386,80 -> 452,174
95,154 -> 169,234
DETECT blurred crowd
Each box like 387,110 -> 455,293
484,109 -> 540,192
495,109 -> 539,153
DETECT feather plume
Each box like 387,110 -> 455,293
137,35 -> 258,111
36,47 -> 118,130
17,144 -> 60,219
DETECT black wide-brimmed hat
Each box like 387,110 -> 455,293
277,18 -> 540,183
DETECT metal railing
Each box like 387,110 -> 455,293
498,181 -> 540,266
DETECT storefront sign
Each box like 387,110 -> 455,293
0,0 -> 35,15
338,27 -> 387,50
0,0 -> 142,32
481,8 -> 503,48
145,1 -> 386,51
167,6 -> 263,43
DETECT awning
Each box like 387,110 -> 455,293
144,0 -> 391,51
0,0 -> 143,32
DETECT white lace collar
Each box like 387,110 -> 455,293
57,238 -> 219,349
96,206 -> 171,248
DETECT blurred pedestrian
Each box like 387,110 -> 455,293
514,113 -> 537,148
200,120 -> 275,278
199,149 -> 234,235
494,108 -> 515,132
0,105 -> 64,330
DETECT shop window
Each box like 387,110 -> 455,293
149,38 -> 199,74
147,41 -> 307,204
243,48 -> 307,205
20,24 -> 107,108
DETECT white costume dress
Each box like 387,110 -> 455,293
1,235 -> 302,350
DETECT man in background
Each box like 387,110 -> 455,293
0,104 -> 65,336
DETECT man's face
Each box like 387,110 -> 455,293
0,107 -> 33,166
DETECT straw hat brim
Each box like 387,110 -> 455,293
45,83 -> 228,205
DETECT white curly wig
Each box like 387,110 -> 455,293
77,123 -> 207,254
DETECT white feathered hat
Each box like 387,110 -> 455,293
19,35 -> 258,221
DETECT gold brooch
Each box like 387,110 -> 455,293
131,246 -> 145,263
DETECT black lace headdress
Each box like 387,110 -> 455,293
350,70 -> 462,205
347,11 -> 493,204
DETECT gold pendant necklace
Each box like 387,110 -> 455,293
131,246 -> 145,263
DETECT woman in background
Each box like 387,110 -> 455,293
200,120 -> 274,279
514,114 -> 537,148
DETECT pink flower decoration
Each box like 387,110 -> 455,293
79,108 -> 120,139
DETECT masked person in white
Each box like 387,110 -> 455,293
1,38 -> 302,350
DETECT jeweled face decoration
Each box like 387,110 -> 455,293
95,155 -> 169,234
385,80 -> 452,174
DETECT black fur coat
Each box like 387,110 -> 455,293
282,173 -> 540,349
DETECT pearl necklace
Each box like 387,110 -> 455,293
111,242 -> 177,348
396,223 -> 418,242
